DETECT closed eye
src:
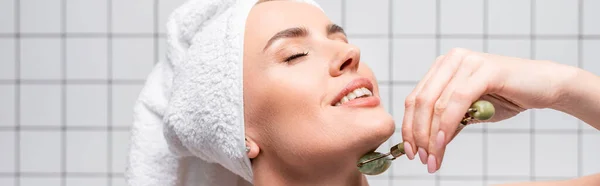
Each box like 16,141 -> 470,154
284,51 -> 309,62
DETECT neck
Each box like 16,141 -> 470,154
251,156 -> 370,186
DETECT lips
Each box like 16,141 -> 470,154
331,77 -> 377,107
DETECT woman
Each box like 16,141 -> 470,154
127,0 -> 600,185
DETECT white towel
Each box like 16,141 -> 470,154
125,0 -> 322,186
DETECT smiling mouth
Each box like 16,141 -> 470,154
333,87 -> 373,106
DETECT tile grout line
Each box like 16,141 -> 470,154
529,0 -> 536,181
577,0 -> 583,178
387,1 -> 394,185
154,0 -> 159,65
482,0 -> 489,184
14,0 -> 20,185
61,0 -> 68,185
107,0 -> 114,185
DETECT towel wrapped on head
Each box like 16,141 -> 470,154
125,0 -> 321,185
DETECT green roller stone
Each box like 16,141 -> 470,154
357,152 -> 392,175
470,100 -> 495,120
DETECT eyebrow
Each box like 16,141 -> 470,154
263,24 -> 347,51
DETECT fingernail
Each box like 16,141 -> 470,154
436,130 -> 446,152
404,142 -> 415,160
418,147 -> 427,164
427,154 -> 437,173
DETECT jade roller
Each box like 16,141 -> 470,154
357,100 -> 495,175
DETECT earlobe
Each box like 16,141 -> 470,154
245,137 -> 260,159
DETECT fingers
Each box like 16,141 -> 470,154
426,54 -> 486,173
402,55 -> 446,161
412,49 -> 468,164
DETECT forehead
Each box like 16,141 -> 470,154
245,1 -> 331,47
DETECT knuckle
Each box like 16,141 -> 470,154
448,48 -> 470,57
405,95 -> 417,109
452,89 -> 471,103
433,100 -> 447,117
415,93 -> 434,107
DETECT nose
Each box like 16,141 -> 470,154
329,46 -> 360,77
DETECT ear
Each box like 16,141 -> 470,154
245,137 -> 260,159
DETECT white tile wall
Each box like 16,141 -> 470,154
20,38 -> 62,80
66,85 -> 107,127
20,0 -> 62,33
440,0 -> 484,35
488,0 -> 531,35
2,0 -> 599,185
0,85 -> 15,127
0,0 -> 14,33
534,0 -> 578,35
66,131 -> 108,173
345,0 -> 389,35
20,85 -> 62,126
392,0 -> 436,35
66,0 -> 107,33
0,38 -> 15,80
66,38 -> 108,80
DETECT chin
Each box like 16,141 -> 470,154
352,110 -> 395,152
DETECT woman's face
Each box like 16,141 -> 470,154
243,0 -> 395,172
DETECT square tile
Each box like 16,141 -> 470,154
67,178 -> 108,186
112,178 -> 128,186
112,131 -> 131,173
439,39 -> 484,55
582,134 -> 600,175
20,0 -> 62,33
378,84 -> 391,113
66,85 -> 107,127
392,38 -> 436,82
20,131 -> 61,172
66,0 -> 107,33
583,0 -> 600,35
67,131 -> 108,173
66,38 -> 108,80
0,178 -> 14,186
345,0 -> 389,35
20,85 -> 62,126
158,0 -> 187,34
0,38 -> 15,79
112,0 -> 154,33
0,0 -> 14,33
312,0 -> 342,26
534,109 -> 578,130
437,133 -> 484,176
392,0 -> 436,35
112,84 -> 144,127
392,85 -> 417,130
582,40 -> 600,78
534,134 -> 577,177
391,179 -> 435,186
534,0 -> 578,35
20,38 -> 62,80
534,39 -> 578,67
350,38 -> 389,81
0,85 -> 15,127
440,180 -> 483,186
158,39 -> 167,63
20,177 -> 61,186
440,0 -> 484,34
0,131 -> 15,173
487,110 -> 531,130
112,38 -> 155,80
487,133 -> 531,176
487,39 -> 531,59
488,0 -> 531,35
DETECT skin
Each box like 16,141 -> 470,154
400,48 -> 600,185
242,1 -> 394,186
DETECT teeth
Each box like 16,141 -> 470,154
334,87 -> 373,106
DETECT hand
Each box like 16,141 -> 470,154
400,48 -> 578,173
